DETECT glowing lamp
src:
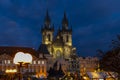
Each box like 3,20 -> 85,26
23,53 -> 32,64
5,69 -> 17,73
13,52 -> 32,64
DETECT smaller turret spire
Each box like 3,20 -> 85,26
62,12 -> 68,30
44,10 -> 51,27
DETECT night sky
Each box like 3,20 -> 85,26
0,0 -> 120,57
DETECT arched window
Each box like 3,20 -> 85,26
48,34 -> 51,41
56,50 -> 61,58
66,35 -> 69,42
8,60 -> 10,64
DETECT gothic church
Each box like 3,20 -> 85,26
41,11 -> 75,59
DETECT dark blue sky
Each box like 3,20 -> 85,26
0,0 -> 120,56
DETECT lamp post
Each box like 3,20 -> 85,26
13,52 -> 32,80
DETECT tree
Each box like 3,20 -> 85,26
111,35 -> 120,48
98,35 -> 120,79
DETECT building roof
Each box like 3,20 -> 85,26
0,46 -> 37,57
62,12 -> 68,29
86,72 -> 117,79
44,10 -> 51,26
87,72 -> 103,79
37,44 -> 50,55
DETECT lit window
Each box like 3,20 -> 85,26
34,61 -> 36,64
42,61 -> 44,64
38,61 -> 40,64
5,60 -> 6,64
8,60 -> 10,64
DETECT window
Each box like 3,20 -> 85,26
66,35 -> 69,42
56,50 -> 61,58
38,61 -> 40,64
34,61 -> 36,64
42,61 -> 44,64
4,60 -> 6,64
48,34 -> 51,41
8,60 -> 10,64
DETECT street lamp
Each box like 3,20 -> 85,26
13,52 -> 32,80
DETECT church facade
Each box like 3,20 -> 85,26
41,11 -> 75,59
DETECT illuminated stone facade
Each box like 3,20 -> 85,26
40,12 -> 99,76
0,47 -> 47,78
41,11 -> 74,59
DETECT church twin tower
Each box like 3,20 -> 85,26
41,11 -> 75,59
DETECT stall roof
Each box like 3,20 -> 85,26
87,72 -> 104,79
86,71 -> 117,79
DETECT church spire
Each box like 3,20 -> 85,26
44,10 -> 51,27
62,12 -> 68,30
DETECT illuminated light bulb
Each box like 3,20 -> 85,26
13,52 -> 25,64
13,52 -> 32,64
24,53 -> 32,63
